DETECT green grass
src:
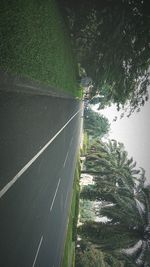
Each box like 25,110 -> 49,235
80,132 -> 89,156
61,157 -> 80,267
0,0 -> 81,97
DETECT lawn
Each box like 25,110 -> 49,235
0,0 -> 81,97
80,132 -> 89,156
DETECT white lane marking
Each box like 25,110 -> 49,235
63,135 -> 74,168
70,136 -> 74,147
70,137 -> 74,152
50,178 -> 61,212
65,191 -> 69,209
32,236 -> 43,267
63,151 -> 69,168
0,109 -> 81,199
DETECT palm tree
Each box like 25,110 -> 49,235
80,139 -> 150,266
85,140 -> 138,191
79,186 -> 150,266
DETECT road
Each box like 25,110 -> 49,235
0,90 -> 82,267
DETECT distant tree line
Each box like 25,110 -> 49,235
84,107 -> 110,138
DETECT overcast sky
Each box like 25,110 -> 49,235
92,95 -> 150,184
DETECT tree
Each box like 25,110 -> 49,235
84,108 -> 110,138
59,0 -> 150,115
79,139 -> 150,266
84,139 -> 137,193
75,245 -> 128,267
79,186 -> 150,266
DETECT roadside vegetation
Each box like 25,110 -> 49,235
80,132 -> 89,157
0,0 -> 81,97
76,136 -> 150,267
61,156 -> 80,267
59,0 -> 149,115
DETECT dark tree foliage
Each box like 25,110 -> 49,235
58,0 -> 150,115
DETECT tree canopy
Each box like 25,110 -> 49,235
59,0 -> 150,115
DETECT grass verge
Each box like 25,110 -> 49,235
61,156 -> 80,267
80,132 -> 89,156
0,0 -> 81,98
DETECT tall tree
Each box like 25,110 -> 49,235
84,139 -> 137,193
84,108 -> 110,138
59,0 -> 150,115
79,139 -> 150,266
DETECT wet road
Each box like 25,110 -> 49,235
0,90 -> 82,267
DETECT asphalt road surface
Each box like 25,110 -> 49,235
0,90 -> 82,267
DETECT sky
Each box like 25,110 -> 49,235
92,95 -> 150,184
